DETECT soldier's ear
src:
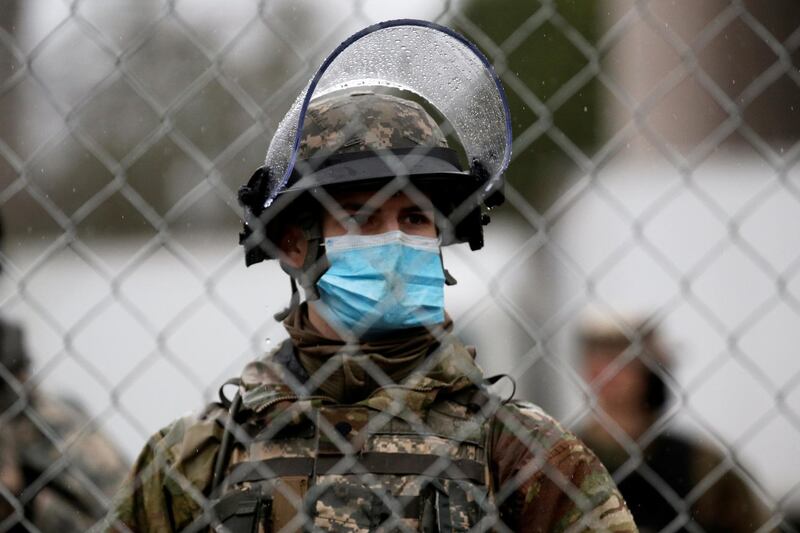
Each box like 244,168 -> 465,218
277,224 -> 307,270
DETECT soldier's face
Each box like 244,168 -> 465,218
279,189 -> 437,269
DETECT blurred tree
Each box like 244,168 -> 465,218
457,0 -> 602,212
61,0 -> 322,244
0,0 -> 21,181
452,1 -> 604,416
0,1 -> 326,246
0,0 -> 50,257
0,0 -> 21,82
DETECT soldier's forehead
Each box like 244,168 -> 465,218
331,189 -> 434,210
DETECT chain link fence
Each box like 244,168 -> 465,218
1,0 -> 799,531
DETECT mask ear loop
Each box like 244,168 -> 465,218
440,253 -> 458,286
300,225 -> 327,300
274,216 -> 329,321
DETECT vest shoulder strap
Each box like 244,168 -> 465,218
446,373 -> 515,415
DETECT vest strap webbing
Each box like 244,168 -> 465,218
181,490 -> 270,533
227,453 -> 485,485
212,491 -> 264,522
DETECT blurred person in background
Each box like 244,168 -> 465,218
578,315 -> 771,533
0,212 -> 129,532
105,20 -> 637,533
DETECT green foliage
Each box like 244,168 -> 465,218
458,0 -> 602,211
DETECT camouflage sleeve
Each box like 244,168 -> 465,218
490,402 -> 637,532
103,407 -> 225,532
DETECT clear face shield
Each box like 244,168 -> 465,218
262,19 -> 513,210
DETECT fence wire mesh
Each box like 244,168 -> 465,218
1,0 -> 799,531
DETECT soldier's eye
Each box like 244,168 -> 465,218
404,212 -> 431,225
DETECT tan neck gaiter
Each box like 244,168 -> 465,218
283,303 -> 452,403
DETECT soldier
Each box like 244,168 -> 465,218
0,214 -> 129,531
106,20 -> 637,532
577,315 -> 772,533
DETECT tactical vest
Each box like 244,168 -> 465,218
199,383 -> 499,532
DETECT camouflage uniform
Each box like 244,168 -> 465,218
106,334 -> 636,532
0,318 -> 129,532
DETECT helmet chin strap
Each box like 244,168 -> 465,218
441,253 -> 458,286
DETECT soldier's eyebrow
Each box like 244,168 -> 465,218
340,201 -> 385,216
400,205 -> 432,215
340,202 -> 366,212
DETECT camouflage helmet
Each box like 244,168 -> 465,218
297,91 -> 449,160
238,19 -> 512,269
238,89 -> 491,267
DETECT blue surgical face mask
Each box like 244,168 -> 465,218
314,231 -> 445,335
